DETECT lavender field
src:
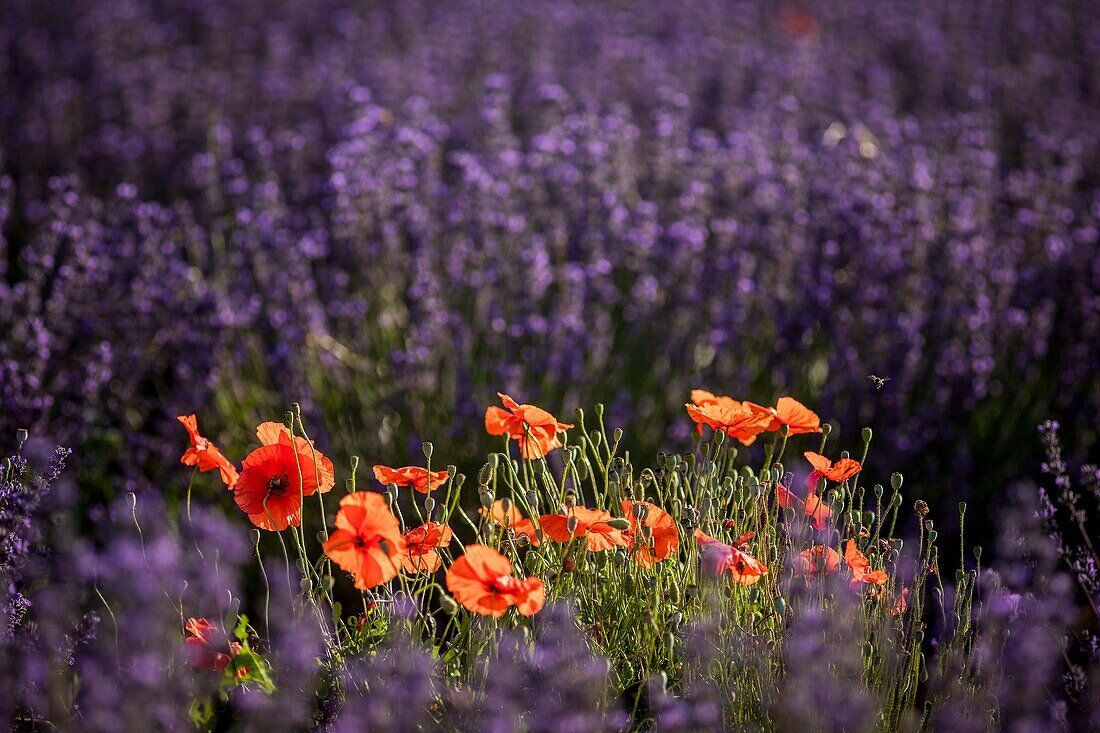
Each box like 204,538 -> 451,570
2,0 -> 1099,730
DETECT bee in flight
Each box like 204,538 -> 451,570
867,375 -> 891,390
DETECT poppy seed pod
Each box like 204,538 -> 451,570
589,430 -> 603,447
424,496 -> 436,514
15,428 -> 28,448
874,483 -> 884,499
479,488 -> 494,509
839,450 -> 850,460
422,442 -> 433,460
566,515 -> 579,535
613,427 -> 624,443
713,429 -> 726,447
891,472 -> 903,490
862,427 -> 873,443
500,497 -> 513,516
344,477 -> 354,492
608,518 -> 630,530
632,503 -> 649,521
574,407 -> 584,424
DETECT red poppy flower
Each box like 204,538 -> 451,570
694,529 -> 768,585
685,394 -> 774,446
845,539 -> 889,590
177,415 -> 238,489
776,481 -> 832,531
322,492 -> 404,590
235,432 -> 327,531
445,544 -> 545,617
480,499 -> 540,547
792,545 -> 841,579
764,397 -> 822,435
620,500 -> 679,568
539,506 -> 629,552
804,451 -> 862,486
184,617 -> 241,673
373,464 -> 449,494
255,422 -> 336,493
485,393 -> 574,459
400,521 -> 453,574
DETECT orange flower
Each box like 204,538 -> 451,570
620,500 -> 679,568
373,464 -> 449,494
792,545 -> 841,578
539,505 -> 629,552
235,432 -> 328,531
845,539 -> 889,590
480,499 -> 540,546
776,481 -> 832,531
322,492 -> 404,590
764,397 -> 822,435
685,394 -> 773,445
484,393 -> 574,459
804,451 -> 862,484
255,422 -> 336,493
445,544 -> 545,617
184,617 -> 241,674
694,529 -> 768,584
400,521 -> 453,574
177,414 -> 238,489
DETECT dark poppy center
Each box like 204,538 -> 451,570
267,472 -> 291,496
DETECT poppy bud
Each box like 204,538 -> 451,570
316,530 -> 327,542
684,453 -> 696,472
608,470 -> 619,487
566,516 -> 579,535
350,455 -> 360,472
424,496 -> 436,514
595,403 -> 604,419
632,503 -> 649,522
284,411 -> 295,430
864,511 -> 875,525
822,423 -> 832,436
562,556 -> 577,573
321,575 -> 334,593
514,534 -> 530,549
891,472 -> 903,490
15,428 -> 28,449
713,430 -> 726,447
455,474 -> 466,490
772,463 -> 784,480
439,594 -> 459,615
386,483 -> 398,501
700,441 -> 711,457
564,493 -> 577,510
479,488 -> 494,509
526,490 -> 540,510
958,501 -> 967,516
862,427 -> 873,443
748,586 -> 760,603
589,430 -> 603,447
613,427 -> 624,443
874,484 -> 884,499
775,597 -> 787,616
422,442 -> 433,461
613,550 -> 628,567
608,518 -> 630,530
973,546 -> 982,561
575,407 -> 585,424
927,529 -> 938,544
250,529 -> 261,546
478,463 -> 493,484
741,465 -> 755,479
576,460 -> 589,481
345,478 -> 354,492
892,493 -> 903,508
